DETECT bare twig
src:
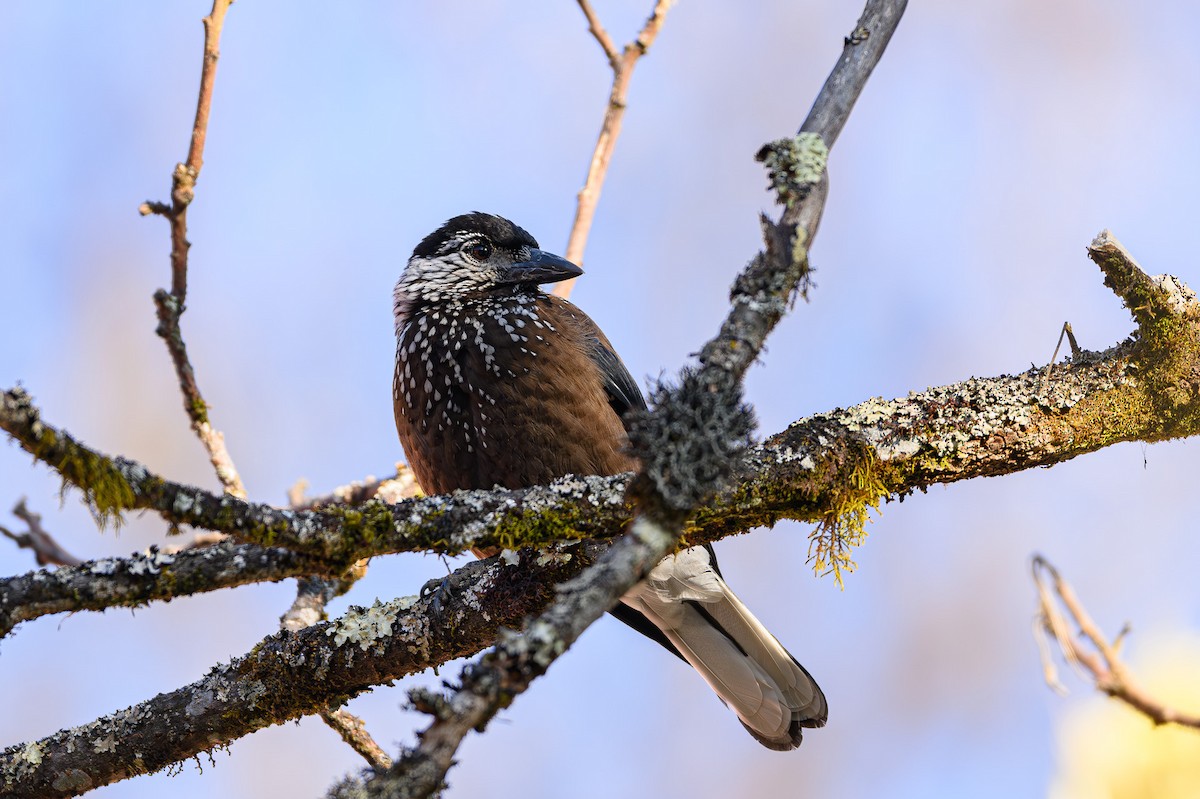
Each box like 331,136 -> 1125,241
0,498 -> 82,568
290,465 -> 421,511
140,0 -> 246,499
1032,555 -> 1200,730
322,709 -> 393,772
1040,321 -> 1081,393
552,0 -> 674,299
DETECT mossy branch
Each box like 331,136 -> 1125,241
2,135 -> 1198,799
4,229 -> 1200,605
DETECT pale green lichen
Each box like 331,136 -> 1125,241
91,735 -> 117,754
18,742 -> 42,766
326,598 -> 405,651
759,132 -> 829,208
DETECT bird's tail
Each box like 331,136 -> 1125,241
618,545 -> 827,750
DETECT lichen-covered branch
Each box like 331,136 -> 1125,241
1032,555 -> 1200,730
0,550 -> 588,798
2,229 -> 1198,793
4,240 -> 1199,570
0,540 -> 317,638
4,227 -> 1199,630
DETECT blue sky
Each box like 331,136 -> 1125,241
2,2 -> 1199,797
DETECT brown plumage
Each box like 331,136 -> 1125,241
395,291 -> 632,494
393,213 -> 827,749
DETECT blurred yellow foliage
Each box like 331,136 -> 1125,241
1049,631 -> 1200,799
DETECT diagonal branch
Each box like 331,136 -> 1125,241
1032,555 -> 1200,730
139,0 -> 245,499
362,3 -> 909,797
553,0 -> 674,299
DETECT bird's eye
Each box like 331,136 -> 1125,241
463,240 -> 492,262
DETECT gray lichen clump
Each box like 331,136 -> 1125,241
625,368 -> 756,520
757,132 -> 829,208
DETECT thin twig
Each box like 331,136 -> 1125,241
1032,555 -> 1200,730
553,0 -> 674,299
322,709 -> 393,771
576,0 -> 621,68
1040,321 -> 1081,393
140,0 -> 246,499
289,464 -> 421,511
0,498 -> 82,568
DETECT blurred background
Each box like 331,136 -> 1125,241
2,1 -> 1199,797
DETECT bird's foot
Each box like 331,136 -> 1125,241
420,574 -> 454,616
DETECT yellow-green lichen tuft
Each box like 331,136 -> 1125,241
807,448 -> 886,589
35,429 -> 137,529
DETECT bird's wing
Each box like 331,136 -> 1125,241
574,316 -> 647,420
621,546 -> 828,750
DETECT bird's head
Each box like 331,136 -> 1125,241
394,212 -> 581,332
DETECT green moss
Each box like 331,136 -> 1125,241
188,395 -> 210,426
34,429 -> 137,528
320,498 -> 400,562
1133,311 -> 1200,435
491,505 -> 593,552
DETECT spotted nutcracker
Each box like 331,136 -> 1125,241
393,212 -> 827,749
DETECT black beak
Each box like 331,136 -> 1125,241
499,249 -> 583,286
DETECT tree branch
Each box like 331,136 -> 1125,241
138,0 -> 245,499
0,540 -> 317,639
4,231 -> 1193,637
553,0 -> 674,299
1032,555 -> 1200,730
0,550 -> 589,798
2,234 -> 1198,571
2,226 -> 1197,792
0,498 -> 82,568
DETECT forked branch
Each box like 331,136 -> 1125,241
553,0 -> 674,298
1032,555 -> 1200,730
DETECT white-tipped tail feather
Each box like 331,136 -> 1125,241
620,546 -> 827,750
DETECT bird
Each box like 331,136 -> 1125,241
393,211 -> 827,750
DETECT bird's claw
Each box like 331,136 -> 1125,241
420,574 -> 454,616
